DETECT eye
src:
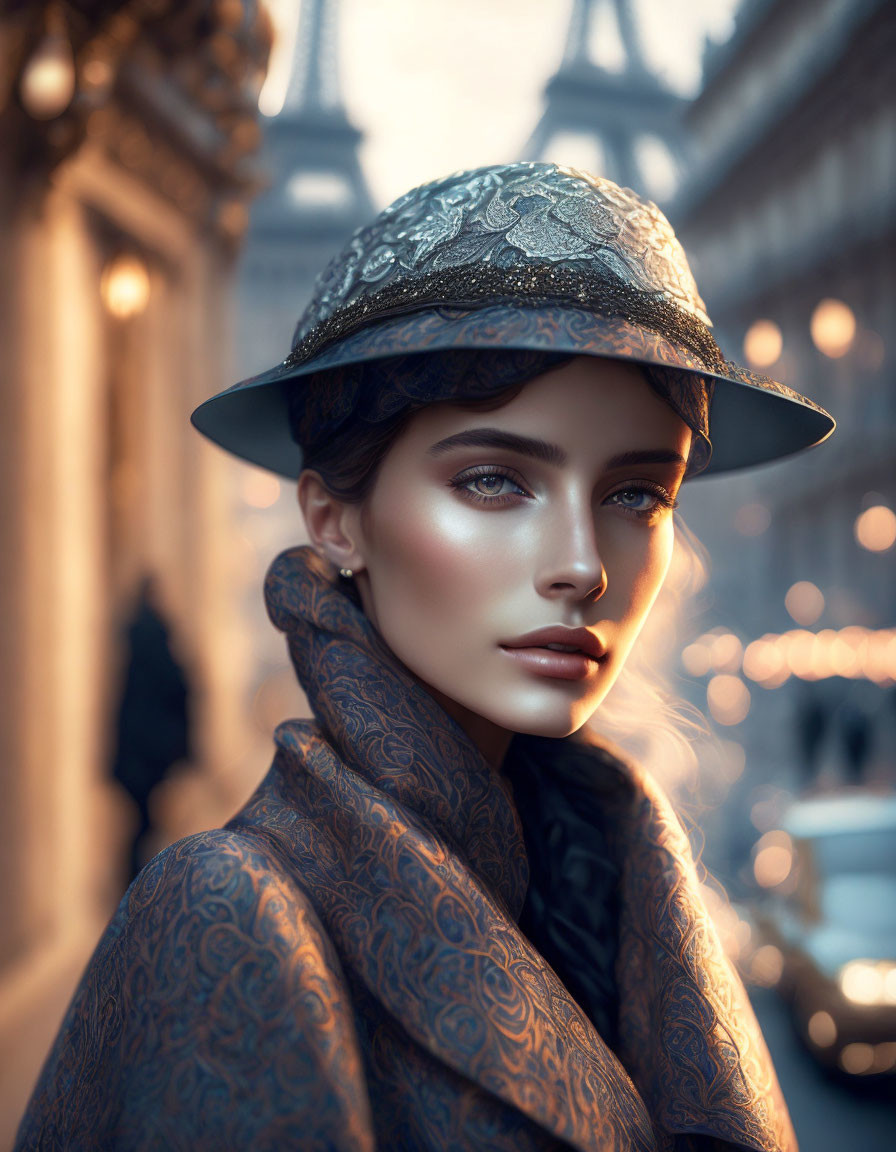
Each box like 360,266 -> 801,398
606,483 -> 677,519
448,466 -> 530,505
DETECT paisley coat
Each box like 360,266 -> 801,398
16,548 -> 796,1151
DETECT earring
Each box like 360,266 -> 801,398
338,567 -> 354,579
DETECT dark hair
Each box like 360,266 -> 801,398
290,350 -> 573,502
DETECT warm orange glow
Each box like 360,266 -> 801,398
839,959 -> 896,1006
681,643 -> 712,677
753,828 -> 794,888
242,471 -> 281,509
100,254 -> 151,319
710,633 -> 743,673
855,504 -> 896,552
754,845 -> 793,887
785,581 -> 824,626
840,1043 -> 875,1075
733,502 -> 770,536
707,675 -> 751,726
742,639 -> 789,687
751,944 -> 783,987
19,27 -> 76,119
807,1010 -> 837,1048
780,630 -> 816,678
872,1043 -> 896,1073
810,298 -> 856,358
743,319 -> 783,368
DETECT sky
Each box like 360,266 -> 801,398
259,0 -> 742,208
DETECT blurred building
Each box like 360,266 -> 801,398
526,0 -> 684,204
670,0 -> 896,880
0,0 -> 270,1139
237,0 -> 372,380
232,0 -> 373,746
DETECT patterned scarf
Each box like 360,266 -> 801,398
16,546 -> 795,1152
258,547 -> 795,1151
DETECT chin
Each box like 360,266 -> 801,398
472,692 -> 607,742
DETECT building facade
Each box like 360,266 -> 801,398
671,0 -> 896,878
0,1 -> 270,1138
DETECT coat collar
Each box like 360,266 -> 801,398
264,545 -> 529,918
256,546 -> 796,1152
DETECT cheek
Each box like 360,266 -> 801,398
361,482 -> 508,623
612,519 -> 675,634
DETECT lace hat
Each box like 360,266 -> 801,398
191,162 -> 834,477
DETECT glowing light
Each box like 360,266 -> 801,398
807,1011 -> 837,1048
873,1042 -> 896,1073
750,944 -> 783,988
710,633 -> 743,674
752,830 -> 793,888
855,505 -> 896,552
785,581 -> 825,627
810,298 -> 856,358
82,56 -> 114,91
707,675 -> 751,726
743,320 -> 782,368
100,254 -> 151,319
19,17 -> 76,120
839,1043 -> 875,1075
242,471 -> 281,509
839,959 -> 896,1006
681,643 -> 712,677
742,639 -> 789,687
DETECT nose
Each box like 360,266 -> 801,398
536,500 -> 607,604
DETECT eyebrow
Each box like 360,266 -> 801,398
426,428 -> 687,472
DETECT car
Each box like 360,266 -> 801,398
750,792 -> 896,1078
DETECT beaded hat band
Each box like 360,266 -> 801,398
191,162 -> 834,477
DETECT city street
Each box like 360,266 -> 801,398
750,988 -> 896,1150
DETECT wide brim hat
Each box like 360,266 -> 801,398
192,163 -> 834,477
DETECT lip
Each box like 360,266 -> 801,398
500,627 -> 607,682
502,626 -> 607,661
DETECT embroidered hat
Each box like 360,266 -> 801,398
191,162 -> 834,477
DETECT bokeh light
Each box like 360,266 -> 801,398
742,319 -> 782,368
709,632 -> 743,673
807,1010 -> 837,1048
752,829 -> 794,888
100,254 -> 151,319
707,674 -> 751,725
785,580 -> 825,626
19,27 -> 76,120
854,504 -> 896,552
810,298 -> 856,358
742,638 -> 790,687
750,944 -> 784,987
839,1043 -> 875,1075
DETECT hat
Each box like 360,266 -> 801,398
191,162 -> 834,477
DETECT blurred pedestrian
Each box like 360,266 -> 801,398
111,575 -> 192,883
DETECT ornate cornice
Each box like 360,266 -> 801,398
0,0 -> 271,237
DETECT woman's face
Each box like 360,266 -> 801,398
343,356 -> 691,763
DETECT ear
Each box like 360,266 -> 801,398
296,470 -> 365,574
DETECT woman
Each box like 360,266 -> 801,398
18,164 -> 833,1151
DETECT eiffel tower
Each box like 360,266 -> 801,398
524,0 -> 684,202
236,0 -> 373,378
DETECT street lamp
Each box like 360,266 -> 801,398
100,254 -> 151,320
19,6 -> 77,121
